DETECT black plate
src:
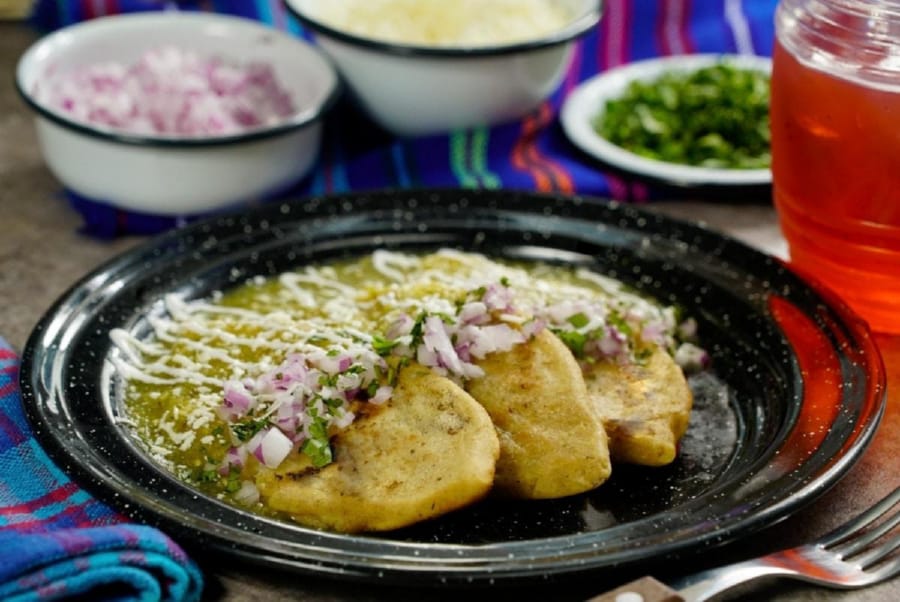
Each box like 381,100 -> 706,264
20,189 -> 885,584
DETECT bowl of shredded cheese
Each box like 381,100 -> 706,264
284,0 -> 601,136
16,12 -> 340,215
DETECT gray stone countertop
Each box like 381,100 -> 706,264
1,22 -> 897,602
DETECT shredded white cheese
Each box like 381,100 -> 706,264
309,0 -> 572,47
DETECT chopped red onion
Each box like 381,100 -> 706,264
458,301 -> 489,325
233,481 -> 260,506
217,380 -> 254,421
674,342 -> 710,372
254,427 -> 294,469
34,46 -> 296,137
482,283 -> 514,312
386,313 -> 414,339
217,445 -> 248,476
370,385 -> 392,405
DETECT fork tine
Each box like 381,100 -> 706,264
864,548 -> 900,584
817,486 -> 900,548
833,502 -> 900,557
851,531 -> 900,570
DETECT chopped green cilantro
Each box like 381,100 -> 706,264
301,415 -> 333,467
197,468 -> 219,484
372,334 -> 399,356
231,418 -> 269,442
607,310 -> 633,337
301,437 -> 333,468
555,329 -> 588,357
567,312 -> 590,329
409,312 -> 428,347
595,62 -> 770,169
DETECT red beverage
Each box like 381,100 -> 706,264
771,2 -> 900,334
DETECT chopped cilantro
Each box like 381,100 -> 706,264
197,468 -> 219,484
224,468 -> 242,493
594,62 -> 770,169
318,372 -> 339,387
301,437 -> 333,468
322,396 -> 344,410
555,329 -> 587,357
372,334 -> 399,356
409,312 -> 428,347
567,312 -> 590,329
634,346 -> 654,364
607,310 -> 633,337
231,418 -> 268,442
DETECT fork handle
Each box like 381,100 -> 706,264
586,576 -> 685,602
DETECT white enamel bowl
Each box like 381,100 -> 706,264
16,12 -> 340,215
284,0 -> 601,137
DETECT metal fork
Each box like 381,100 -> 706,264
589,485 -> 900,602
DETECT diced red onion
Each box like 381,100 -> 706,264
332,409 -> 355,430
218,380 -> 254,420
454,341 -> 473,362
674,342 -> 710,372
369,385 -> 392,405
423,315 -> 465,373
521,318 -> 546,338
233,481 -> 260,506
458,301 -> 489,325
35,46 -> 295,137
468,323 -> 525,358
482,283 -> 515,312
678,317 -> 698,340
275,401 -> 302,432
217,445 -> 248,475
416,344 -> 439,368
386,313 -> 414,339
641,321 -> 668,346
254,427 -> 294,469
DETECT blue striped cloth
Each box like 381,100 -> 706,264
0,339 -> 203,601
30,0 -> 778,238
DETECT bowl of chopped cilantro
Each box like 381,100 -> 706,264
561,54 -> 772,187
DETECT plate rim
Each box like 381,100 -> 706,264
19,189 -> 885,583
560,53 -> 773,187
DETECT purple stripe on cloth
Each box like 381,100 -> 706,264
0,338 -> 203,600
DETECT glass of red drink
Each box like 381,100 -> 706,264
771,0 -> 900,334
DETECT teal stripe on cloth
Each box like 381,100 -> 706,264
0,338 -> 203,601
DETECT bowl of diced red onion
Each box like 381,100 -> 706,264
16,12 -> 340,215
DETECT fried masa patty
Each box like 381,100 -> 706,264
252,362 -> 499,533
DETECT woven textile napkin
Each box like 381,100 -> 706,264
0,339 -> 203,601
30,0 -> 779,238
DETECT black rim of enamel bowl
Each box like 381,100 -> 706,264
14,13 -> 343,148
282,0 -> 603,58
